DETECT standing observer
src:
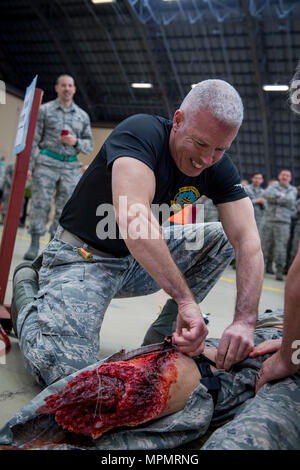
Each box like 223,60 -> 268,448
244,173 -> 266,233
24,74 -> 93,260
260,169 -> 297,280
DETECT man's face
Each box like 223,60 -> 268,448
169,108 -> 239,177
252,174 -> 263,187
278,170 -> 292,187
55,76 -> 76,103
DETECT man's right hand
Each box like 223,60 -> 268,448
254,350 -> 299,393
249,338 -> 282,358
172,301 -> 208,357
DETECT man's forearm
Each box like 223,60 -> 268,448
234,240 -> 264,327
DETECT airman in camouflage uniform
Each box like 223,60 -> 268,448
1,309 -> 300,450
0,161 -> 14,224
244,173 -> 265,232
24,75 -> 93,260
260,169 -> 297,280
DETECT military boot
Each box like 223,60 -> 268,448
23,234 -> 40,261
10,262 -> 39,337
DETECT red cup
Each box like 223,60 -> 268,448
61,129 -> 69,136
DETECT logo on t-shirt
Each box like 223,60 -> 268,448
171,186 -> 200,210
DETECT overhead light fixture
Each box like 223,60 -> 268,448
263,84 -> 289,92
91,0 -> 115,4
131,83 -> 153,89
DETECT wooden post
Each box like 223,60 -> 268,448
0,88 -> 43,327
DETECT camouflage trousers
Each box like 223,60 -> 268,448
17,222 -> 233,386
260,221 -> 291,268
29,156 -> 81,236
2,310 -> 300,450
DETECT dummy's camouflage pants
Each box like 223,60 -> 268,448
260,221 -> 291,269
29,155 -> 81,236
2,310 -> 300,450
17,222 -> 233,386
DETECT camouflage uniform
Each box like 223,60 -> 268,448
201,310 -> 300,450
260,183 -> 297,272
0,162 -> 32,225
0,162 -> 14,218
1,309 -> 300,450
244,183 -> 265,232
29,98 -> 93,236
17,222 -> 233,386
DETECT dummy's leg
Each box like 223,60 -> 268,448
36,348 -> 201,439
202,374 -> 300,450
17,238 -> 126,386
25,163 -> 58,260
140,222 -> 233,344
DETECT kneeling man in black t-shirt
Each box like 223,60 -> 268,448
14,79 -> 264,387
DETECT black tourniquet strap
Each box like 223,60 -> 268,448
193,354 -> 221,406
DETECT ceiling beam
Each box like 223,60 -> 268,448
159,24 -> 185,104
241,0 -> 271,181
123,0 -> 173,118
29,0 -> 96,118
0,42 -> 22,86
84,0 -> 136,103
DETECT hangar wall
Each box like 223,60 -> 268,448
0,90 -> 113,166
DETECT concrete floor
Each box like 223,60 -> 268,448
0,224 -> 285,430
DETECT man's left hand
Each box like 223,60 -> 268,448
59,133 -> 77,146
216,321 -> 255,370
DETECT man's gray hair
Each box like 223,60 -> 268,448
180,79 -> 244,127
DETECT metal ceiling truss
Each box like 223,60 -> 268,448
29,0 -> 96,118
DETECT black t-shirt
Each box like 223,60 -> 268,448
60,114 -> 247,257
